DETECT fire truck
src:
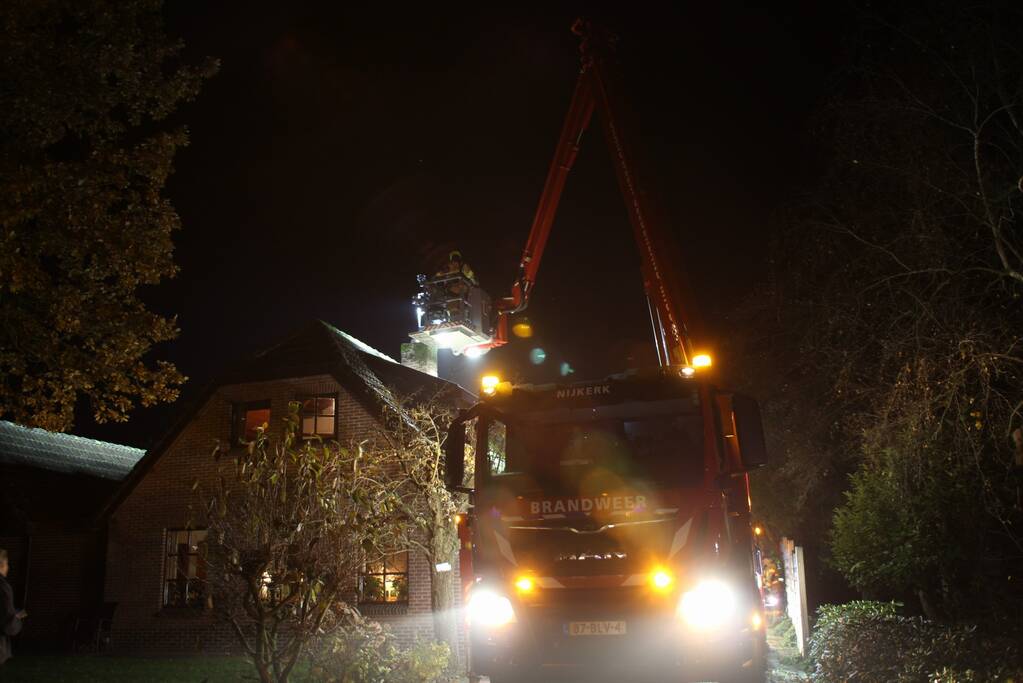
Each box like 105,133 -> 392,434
436,20 -> 769,682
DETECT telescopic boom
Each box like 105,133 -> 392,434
488,19 -> 698,368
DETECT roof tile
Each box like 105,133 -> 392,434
0,421 -> 145,481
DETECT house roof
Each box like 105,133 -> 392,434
0,420 -> 145,481
99,321 -> 475,521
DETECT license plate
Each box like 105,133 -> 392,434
566,620 -> 627,636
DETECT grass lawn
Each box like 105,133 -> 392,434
0,654 -> 262,682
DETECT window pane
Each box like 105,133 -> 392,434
385,575 -> 408,603
164,529 -> 208,607
361,551 -> 409,604
165,581 -> 183,607
167,530 -> 184,555
302,398 -> 316,414
168,577 -> 188,606
302,417 -> 315,435
385,553 -> 408,573
488,421 -> 507,475
318,397 -> 336,417
362,575 -> 385,603
316,416 -> 334,435
244,408 -> 270,441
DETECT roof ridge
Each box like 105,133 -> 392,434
316,320 -> 398,363
0,420 -> 145,455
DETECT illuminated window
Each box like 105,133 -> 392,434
360,552 -> 408,604
299,395 -> 337,438
232,400 -> 270,445
487,420 -> 507,475
259,567 -> 291,603
163,529 -> 208,608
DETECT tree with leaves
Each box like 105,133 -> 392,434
364,394 -> 469,672
819,2 -> 1023,619
734,1 -> 1023,619
199,403 -> 400,683
0,0 -> 216,431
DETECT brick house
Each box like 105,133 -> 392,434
0,421 -> 144,649
99,321 -> 472,653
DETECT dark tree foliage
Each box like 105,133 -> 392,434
0,0 -> 216,431
365,394 -> 468,671
733,1 -> 1023,620
199,404 -> 402,683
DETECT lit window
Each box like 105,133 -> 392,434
163,529 -> 208,608
487,420 -> 507,475
232,400 -> 270,445
360,552 -> 409,604
300,395 -> 336,438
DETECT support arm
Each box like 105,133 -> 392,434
497,70 -> 596,316
487,19 -> 698,368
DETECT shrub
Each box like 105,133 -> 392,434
809,601 -> 1023,683
307,609 -> 450,683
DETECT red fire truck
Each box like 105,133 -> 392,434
441,20 -> 769,682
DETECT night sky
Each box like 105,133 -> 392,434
77,3 -> 844,447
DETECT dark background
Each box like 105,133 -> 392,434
76,2 -> 844,447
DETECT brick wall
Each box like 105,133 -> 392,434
1,528 -> 105,649
20,531 -> 100,646
104,373 -> 458,655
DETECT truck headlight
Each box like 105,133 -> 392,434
677,579 -> 737,630
467,589 -> 516,627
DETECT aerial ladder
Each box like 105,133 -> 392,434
435,20 -> 769,683
411,19 -> 702,371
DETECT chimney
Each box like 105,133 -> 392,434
400,341 -> 438,377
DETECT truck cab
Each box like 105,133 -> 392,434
445,369 -> 768,682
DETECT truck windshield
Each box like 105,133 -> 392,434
485,403 -> 705,491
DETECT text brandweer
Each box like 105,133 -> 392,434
529,495 -> 647,515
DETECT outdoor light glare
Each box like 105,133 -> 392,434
514,576 -> 535,593
678,579 -> 737,631
751,611 -> 763,630
753,526 -> 763,536
467,589 -> 516,627
481,375 -> 500,395
650,567 -> 674,592
464,346 -> 484,359
681,366 -> 696,377
512,320 -> 533,338
692,353 -> 712,368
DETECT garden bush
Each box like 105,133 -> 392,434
307,609 -> 450,683
809,601 -> 1023,682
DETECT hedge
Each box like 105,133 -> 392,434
809,601 -> 1022,682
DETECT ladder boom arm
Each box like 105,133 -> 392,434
489,19 -> 697,367
499,73 -> 596,315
